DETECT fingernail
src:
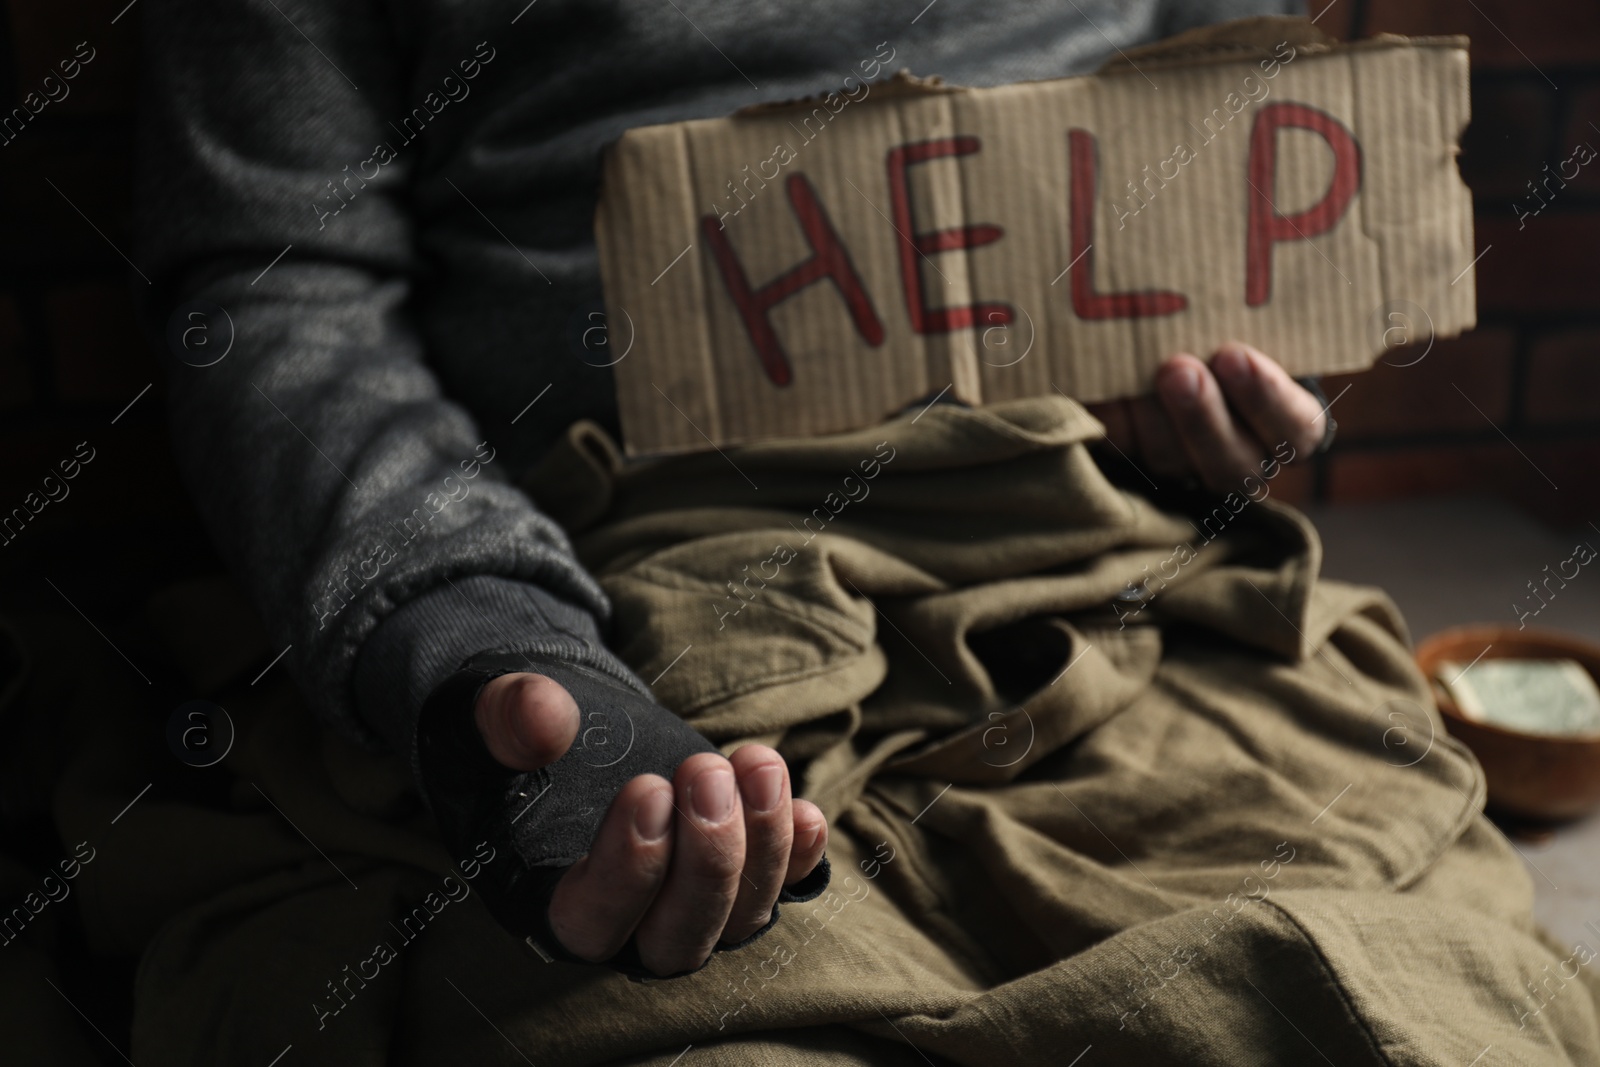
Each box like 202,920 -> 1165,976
692,768 -> 736,822
744,765 -> 783,814
1213,345 -> 1251,382
635,790 -> 672,842
1169,365 -> 1201,401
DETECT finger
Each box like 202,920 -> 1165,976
722,745 -> 793,943
1126,394 -> 1192,480
1208,342 -> 1326,460
473,673 -> 579,771
786,799 -> 828,885
1155,353 -> 1266,490
546,774 -> 674,961
633,753 -> 745,975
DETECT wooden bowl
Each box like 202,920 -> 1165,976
1416,625 -> 1600,822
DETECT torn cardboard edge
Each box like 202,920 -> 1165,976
595,16 -> 1476,457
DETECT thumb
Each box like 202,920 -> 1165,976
473,672 -> 581,771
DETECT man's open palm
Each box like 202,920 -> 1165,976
473,673 -> 829,977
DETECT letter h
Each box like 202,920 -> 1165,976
701,174 -> 885,386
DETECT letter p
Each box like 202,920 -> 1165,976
1244,103 -> 1361,307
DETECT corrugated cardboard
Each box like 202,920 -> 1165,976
595,17 -> 1475,456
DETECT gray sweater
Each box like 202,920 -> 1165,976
135,0 -> 1298,757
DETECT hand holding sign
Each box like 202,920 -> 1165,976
596,20 -> 1473,457
1090,342 -> 1330,490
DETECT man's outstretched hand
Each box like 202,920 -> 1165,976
1088,342 -> 1331,491
473,672 -> 829,977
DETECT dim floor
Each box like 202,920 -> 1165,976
1307,495 -> 1600,950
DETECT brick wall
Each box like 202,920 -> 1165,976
1312,0 -> 1600,521
0,0 -> 1596,609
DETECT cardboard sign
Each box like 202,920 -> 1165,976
595,17 -> 1475,456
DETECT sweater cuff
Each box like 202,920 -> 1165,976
352,574 -> 652,777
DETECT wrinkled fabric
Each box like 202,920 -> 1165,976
49,396 -> 1600,1065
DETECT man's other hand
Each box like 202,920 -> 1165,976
1088,342 -> 1330,491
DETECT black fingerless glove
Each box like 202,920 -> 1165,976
416,650 -> 830,981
